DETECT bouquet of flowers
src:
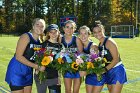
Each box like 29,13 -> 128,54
86,50 -> 109,81
75,53 -> 89,71
52,45 -> 110,81
33,47 -> 54,83
53,48 -> 82,75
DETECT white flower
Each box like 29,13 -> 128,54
49,56 -> 53,62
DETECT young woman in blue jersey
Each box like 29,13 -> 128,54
5,18 -> 46,93
78,25 -> 98,54
78,25 -> 99,93
34,24 -> 62,93
59,20 -> 83,93
91,21 -> 127,93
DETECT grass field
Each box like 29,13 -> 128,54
0,36 -> 140,93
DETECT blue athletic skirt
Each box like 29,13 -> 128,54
85,64 -> 127,86
106,64 -> 127,84
5,57 -> 33,86
85,73 -> 106,86
64,71 -> 80,78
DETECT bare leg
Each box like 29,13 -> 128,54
73,78 -> 81,93
11,90 -> 24,93
107,84 -> 111,93
24,86 -> 32,93
86,84 -> 103,93
64,78 -> 72,93
92,86 -> 103,93
86,84 -> 93,93
107,81 -> 123,93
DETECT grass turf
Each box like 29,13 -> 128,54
0,36 -> 140,93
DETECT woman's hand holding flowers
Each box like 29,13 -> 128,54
38,66 -> 46,72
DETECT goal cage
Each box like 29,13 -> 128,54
111,25 -> 135,38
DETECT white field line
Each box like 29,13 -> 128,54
126,69 -> 140,73
0,57 -> 11,60
0,86 -> 10,93
0,46 -> 15,51
123,87 -> 140,92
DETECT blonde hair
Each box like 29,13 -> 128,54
79,25 -> 91,35
32,18 -> 46,43
64,20 -> 77,29
32,18 -> 45,27
30,18 -> 46,32
39,33 -> 45,43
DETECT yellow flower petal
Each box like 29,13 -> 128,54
87,62 -> 94,69
103,58 -> 107,63
41,56 -> 51,66
33,48 -> 41,51
71,62 -> 79,70
58,58 -> 64,64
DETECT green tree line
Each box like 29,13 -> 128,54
0,0 -> 137,35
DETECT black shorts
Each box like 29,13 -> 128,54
9,83 -> 32,91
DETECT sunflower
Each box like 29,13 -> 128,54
71,62 -> 79,71
58,58 -> 64,64
33,48 -> 41,51
41,56 -> 51,66
87,62 -> 94,69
